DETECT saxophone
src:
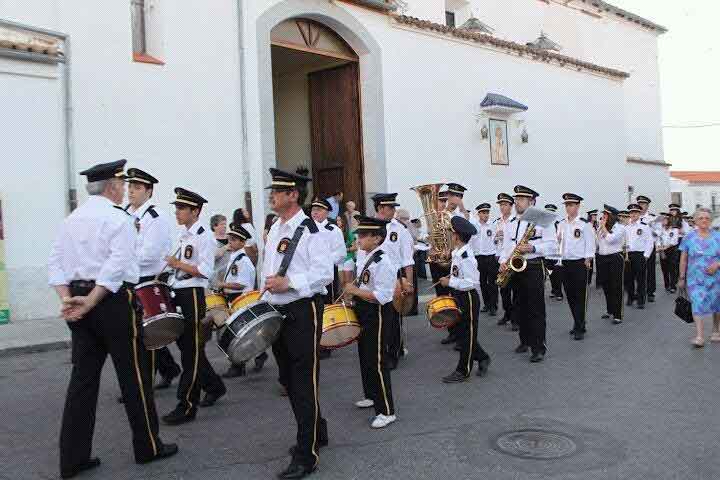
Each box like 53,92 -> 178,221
411,183 -> 453,266
496,223 -> 535,288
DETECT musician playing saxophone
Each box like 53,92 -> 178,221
498,185 -> 558,363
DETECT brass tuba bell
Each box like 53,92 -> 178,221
411,183 -> 454,266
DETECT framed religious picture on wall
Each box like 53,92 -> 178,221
489,118 -> 509,165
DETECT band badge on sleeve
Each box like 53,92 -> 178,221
452,265 -> 459,277
134,218 -> 141,233
361,270 -> 371,284
389,232 -> 398,242
230,265 -> 238,276
637,229 -> 643,236
486,230 -> 492,237
184,245 -> 194,259
574,228 -> 582,238
277,238 -> 291,254
669,232 -> 674,237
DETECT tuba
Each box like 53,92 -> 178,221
411,183 -> 454,266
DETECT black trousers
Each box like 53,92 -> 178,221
510,261 -> 547,354
500,284 -> 514,319
545,259 -> 564,298
355,299 -> 395,416
152,347 -> 181,380
60,286 -> 161,472
624,255 -> 633,297
628,252 -> 647,306
598,253 -> 624,320
660,246 -> 679,290
452,289 -> 489,376
415,250 -> 428,279
430,262 -> 454,335
560,259 -> 590,334
172,288 -> 225,415
646,247 -> 657,296
272,296 -> 327,469
476,254 -> 498,311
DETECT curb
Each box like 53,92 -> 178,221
0,340 -> 71,359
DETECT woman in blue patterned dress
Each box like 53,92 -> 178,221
678,208 -> 720,347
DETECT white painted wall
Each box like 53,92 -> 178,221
624,162 -> 672,209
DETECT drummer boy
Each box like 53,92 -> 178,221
216,223 -> 268,377
438,216 -> 492,383
343,215 -> 398,429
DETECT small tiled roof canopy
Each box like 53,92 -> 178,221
459,17 -> 494,35
671,171 -> 720,184
527,33 -> 561,52
480,93 -> 528,113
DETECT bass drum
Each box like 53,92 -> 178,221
321,303 -> 361,349
218,300 -> 284,364
426,295 -> 459,329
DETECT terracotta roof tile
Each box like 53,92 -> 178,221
671,171 -> 720,183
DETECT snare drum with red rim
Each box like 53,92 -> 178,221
134,281 -> 184,350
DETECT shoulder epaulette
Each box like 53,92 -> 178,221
510,217 -> 517,222
301,217 -> 319,234
373,250 -> 384,263
197,226 -> 205,234
640,221 -> 647,226
400,222 -> 408,229
146,206 -> 159,218
324,224 -> 335,231
492,218 -> 499,223
123,204 -> 131,212
237,253 -> 246,260
461,251 -> 468,259
114,205 -> 131,216
580,218 -> 589,223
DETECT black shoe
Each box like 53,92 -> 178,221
288,438 -> 328,456
162,407 -> 196,426
529,352 -> 545,363
278,462 -> 317,479
514,344 -> 528,354
637,304 -> 645,310
480,306 -> 489,313
574,331 -> 585,341
117,395 -> 125,404
319,349 -> 332,359
626,298 -> 634,306
61,457 -> 101,479
497,316 -> 508,326
442,371 -> 469,383
222,363 -> 246,378
254,352 -> 269,372
441,334 -> 457,345
136,443 -> 179,464
387,357 -> 398,370
511,323 -> 519,331
648,295 -> 655,303
489,309 -> 497,317
476,357 -> 491,377
569,329 -> 576,335
601,313 -> 610,319
453,344 -> 461,352
155,375 -> 174,390
199,391 -> 225,408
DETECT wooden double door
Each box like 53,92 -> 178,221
308,62 -> 365,212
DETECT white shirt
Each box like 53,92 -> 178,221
448,244 -> 479,291
659,228 -> 680,248
641,211 -> 662,244
355,246 -> 396,305
170,220 -> 215,289
223,250 -> 256,295
597,225 -> 626,255
48,195 -> 139,293
316,219 -> 347,266
499,217 -> 558,264
262,209 -> 333,305
382,218 -> 415,271
326,196 -> 340,220
469,218 -> 496,256
493,215 -> 514,257
557,216 -> 596,260
126,200 -> 173,278
626,220 -> 654,258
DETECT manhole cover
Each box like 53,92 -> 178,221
495,429 -> 578,459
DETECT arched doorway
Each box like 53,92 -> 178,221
271,18 -> 365,211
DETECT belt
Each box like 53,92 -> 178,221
139,275 -> 157,283
526,258 -> 544,265
562,258 -> 586,263
475,253 -> 496,258
69,280 -> 96,289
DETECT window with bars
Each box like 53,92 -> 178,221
131,0 -> 147,54
445,11 -> 456,28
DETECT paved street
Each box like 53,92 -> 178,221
1,280 -> 719,480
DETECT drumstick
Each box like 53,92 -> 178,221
424,281 -> 441,292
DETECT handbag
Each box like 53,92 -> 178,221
674,287 -> 694,324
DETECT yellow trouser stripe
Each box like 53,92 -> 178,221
466,292 -> 474,375
185,289 -> 200,414
377,305 -> 391,415
310,301 -> 320,467
129,290 -> 157,456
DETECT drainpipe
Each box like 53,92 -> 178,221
0,19 -> 75,213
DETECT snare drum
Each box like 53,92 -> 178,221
321,303 -> 361,349
218,300 -> 284,364
229,290 -> 262,314
426,295 -> 460,329
203,292 -> 229,329
134,281 -> 184,350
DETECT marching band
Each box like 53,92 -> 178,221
48,160 -> 691,479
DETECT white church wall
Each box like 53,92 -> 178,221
625,162 -> 671,208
